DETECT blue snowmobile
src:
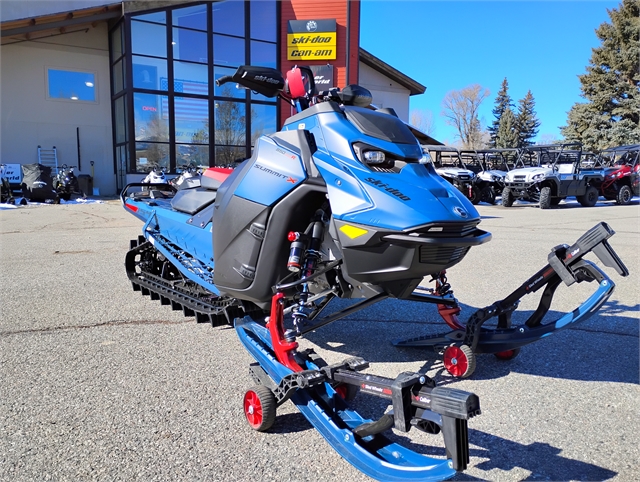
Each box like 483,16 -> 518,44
121,65 -> 627,480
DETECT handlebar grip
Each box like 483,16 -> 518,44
215,75 -> 234,87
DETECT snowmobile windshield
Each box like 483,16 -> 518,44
344,106 -> 422,159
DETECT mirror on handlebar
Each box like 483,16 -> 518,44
339,85 -> 372,108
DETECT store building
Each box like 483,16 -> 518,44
1,0 -> 431,196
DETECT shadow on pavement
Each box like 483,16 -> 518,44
266,406 -> 617,482
458,429 -> 618,481
301,297 -> 639,384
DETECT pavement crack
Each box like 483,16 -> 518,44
0,319 -> 194,337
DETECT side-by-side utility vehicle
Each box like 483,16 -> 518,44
460,148 -> 519,204
502,143 -> 605,208
598,144 -> 639,205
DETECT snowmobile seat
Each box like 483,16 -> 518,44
170,188 -> 217,215
171,167 -> 232,213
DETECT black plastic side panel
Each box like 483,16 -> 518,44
216,184 -> 328,305
212,198 -> 269,290
212,155 -> 263,289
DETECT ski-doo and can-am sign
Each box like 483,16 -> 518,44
287,19 -> 336,60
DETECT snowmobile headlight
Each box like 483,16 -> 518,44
352,142 -> 396,168
364,151 -> 386,164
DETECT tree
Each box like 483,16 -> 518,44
410,109 -> 435,136
515,90 -> 541,147
214,86 -> 246,165
495,108 -> 519,148
188,123 -> 210,167
561,0 -> 640,151
488,78 -> 513,148
441,84 -> 490,149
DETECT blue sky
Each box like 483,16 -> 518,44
359,0 -> 620,145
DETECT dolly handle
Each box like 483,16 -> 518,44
549,222 -> 629,285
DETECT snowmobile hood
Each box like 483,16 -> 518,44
282,105 -> 481,231
310,149 -> 480,231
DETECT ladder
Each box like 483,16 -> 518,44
37,145 -> 59,173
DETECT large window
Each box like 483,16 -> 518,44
110,0 -> 278,178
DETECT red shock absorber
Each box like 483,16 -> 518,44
287,231 -> 305,272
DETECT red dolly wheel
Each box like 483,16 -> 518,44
443,344 -> 476,378
335,383 -> 359,401
243,385 -> 276,432
494,347 -> 521,360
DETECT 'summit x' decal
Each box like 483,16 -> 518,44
254,163 -> 298,184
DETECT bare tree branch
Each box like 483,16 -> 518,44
441,84 -> 490,148
409,109 -> 435,136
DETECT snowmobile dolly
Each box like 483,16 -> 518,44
394,222 -> 629,377
235,292 -> 481,481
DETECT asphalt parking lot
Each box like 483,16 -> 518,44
1,198 -> 638,481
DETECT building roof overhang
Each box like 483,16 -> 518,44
1,3 -> 122,45
359,47 -> 426,96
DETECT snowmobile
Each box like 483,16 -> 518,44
169,163 -> 205,190
21,163 -> 59,204
121,65 -> 628,480
52,164 -> 81,201
141,166 -> 167,188
1,164 -> 16,205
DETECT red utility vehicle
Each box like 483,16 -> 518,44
599,144 -> 640,205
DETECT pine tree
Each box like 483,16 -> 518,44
515,90 -> 541,147
561,0 -> 640,151
488,78 -> 513,148
495,108 -> 519,148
